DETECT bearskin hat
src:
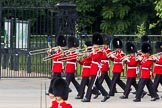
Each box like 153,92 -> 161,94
92,33 -> 103,45
53,78 -> 69,100
141,35 -> 151,44
84,40 -> 92,52
112,38 -> 123,49
84,41 -> 92,47
126,42 -> 137,54
141,43 -> 152,54
155,42 -> 162,53
67,36 -> 79,49
102,34 -> 110,45
56,35 -> 66,47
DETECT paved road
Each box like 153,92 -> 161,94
0,78 -> 162,108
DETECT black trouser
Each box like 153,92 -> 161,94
48,73 -> 61,94
79,77 -> 99,98
99,72 -> 111,90
136,78 -> 159,99
85,75 -> 108,100
124,77 -> 138,97
109,73 -> 126,96
154,74 -> 162,92
66,73 -> 80,93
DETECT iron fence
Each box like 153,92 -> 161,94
0,1 -> 56,78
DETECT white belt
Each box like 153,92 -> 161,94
114,62 -> 122,64
83,66 -> 90,68
92,61 -> 99,65
101,60 -> 109,63
142,67 -> 150,70
92,61 -> 101,68
53,61 -> 63,64
101,60 -> 109,62
154,64 -> 162,67
67,62 -> 77,70
127,67 -> 137,69
67,62 -> 76,65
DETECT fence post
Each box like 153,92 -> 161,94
9,18 -> 14,70
27,20 -> 31,73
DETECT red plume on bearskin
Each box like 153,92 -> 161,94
141,43 -> 152,54
92,33 -> 103,45
112,38 -> 123,49
56,35 -> 66,47
53,78 -> 69,100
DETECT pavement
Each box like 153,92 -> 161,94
0,78 -> 162,108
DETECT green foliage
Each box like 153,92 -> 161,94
155,0 -> 162,18
135,22 -> 146,39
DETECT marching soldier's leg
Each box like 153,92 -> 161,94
120,78 -> 132,99
117,73 -> 126,91
133,78 -> 146,102
159,75 -> 162,85
104,72 -> 112,89
82,76 -> 96,102
95,78 -> 110,102
147,79 -> 159,101
71,73 -> 80,93
76,77 -> 88,99
66,73 -> 73,92
109,73 -> 118,96
132,78 -> 147,98
154,74 -> 160,92
98,73 -> 105,85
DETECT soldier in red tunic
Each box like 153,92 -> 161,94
133,43 -> 159,102
50,78 -> 72,108
120,42 -> 146,99
109,38 -> 126,96
153,42 -> 162,93
64,36 -> 80,94
81,33 -> 109,102
48,35 -> 66,97
98,34 -> 112,92
75,41 -> 99,99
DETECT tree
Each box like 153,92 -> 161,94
100,0 -> 158,34
155,0 -> 162,18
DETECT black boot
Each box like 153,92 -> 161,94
93,92 -> 101,99
75,95 -> 83,99
151,96 -> 160,101
101,95 -> 110,102
81,98 -> 90,102
120,95 -> 128,99
133,98 -> 141,102
141,91 -> 147,98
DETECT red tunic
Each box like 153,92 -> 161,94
65,52 -> 77,73
140,55 -> 153,78
78,57 -> 92,77
100,48 -> 111,73
154,55 -> 162,74
125,55 -> 139,78
51,51 -> 64,73
89,50 -> 102,76
50,101 -> 72,108
112,50 -> 125,73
